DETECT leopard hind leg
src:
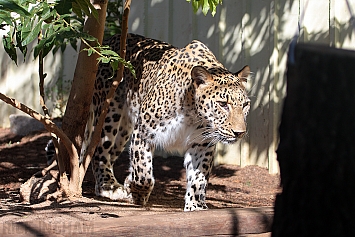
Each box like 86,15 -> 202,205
92,101 -> 133,200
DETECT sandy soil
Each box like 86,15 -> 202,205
0,128 -> 280,231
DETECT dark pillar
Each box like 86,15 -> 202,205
272,44 -> 355,237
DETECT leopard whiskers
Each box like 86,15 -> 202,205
206,136 -> 220,148
188,127 -> 216,145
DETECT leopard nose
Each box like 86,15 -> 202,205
232,130 -> 245,138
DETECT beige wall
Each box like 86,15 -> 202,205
128,0 -> 355,174
1,0 -> 354,173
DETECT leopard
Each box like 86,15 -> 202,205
80,33 -> 250,211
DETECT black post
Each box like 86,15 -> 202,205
272,44 -> 355,237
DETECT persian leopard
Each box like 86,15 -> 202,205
50,33 -> 250,211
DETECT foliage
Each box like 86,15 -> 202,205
0,0 -> 220,79
84,45 -> 135,77
186,0 -> 222,16
104,0 -> 122,39
0,0 -> 132,73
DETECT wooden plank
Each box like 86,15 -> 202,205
170,0 -> 193,47
242,0 -> 272,169
191,5 -> 220,57
267,0 -> 278,175
219,0 -> 245,72
269,0 -> 301,174
128,0 -> 145,35
2,207 -> 273,236
214,0 -> 245,167
331,0 -> 355,49
145,0 -> 170,41
301,0 -> 330,43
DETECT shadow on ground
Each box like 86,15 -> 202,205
0,128 -> 279,214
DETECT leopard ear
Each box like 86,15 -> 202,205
191,66 -> 213,88
235,65 -> 250,83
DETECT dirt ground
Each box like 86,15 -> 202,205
0,128 -> 280,231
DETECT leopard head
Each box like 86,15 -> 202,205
192,65 -> 250,144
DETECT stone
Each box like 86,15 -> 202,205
9,114 -> 45,136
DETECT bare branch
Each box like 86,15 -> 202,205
80,0 -> 132,178
0,92 -> 79,172
38,31 -> 50,117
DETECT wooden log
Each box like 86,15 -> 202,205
272,44 -> 355,236
1,207 -> 273,236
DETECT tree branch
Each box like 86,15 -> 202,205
80,0 -> 132,179
38,31 -> 49,117
0,92 -> 79,169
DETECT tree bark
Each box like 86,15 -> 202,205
272,44 -> 355,236
58,0 -> 108,197
80,0 -> 132,182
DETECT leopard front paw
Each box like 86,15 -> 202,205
130,191 -> 151,206
184,202 -> 208,211
124,176 -> 154,206
125,183 -> 153,206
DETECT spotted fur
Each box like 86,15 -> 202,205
81,34 -> 250,211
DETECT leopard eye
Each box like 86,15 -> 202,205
243,101 -> 250,108
217,101 -> 229,111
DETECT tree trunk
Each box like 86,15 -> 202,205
80,0 -> 132,179
272,44 -> 355,236
7,208 -> 273,236
58,0 -> 108,198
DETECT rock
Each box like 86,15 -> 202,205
9,114 -> 45,136
9,114 -> 62,136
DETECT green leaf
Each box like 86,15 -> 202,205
208,0 -> 221,16
59,13 -> 73,20
16,31 -> 27,59
202,0 -> 209,15
126,61 -> 136,78
70,38 -> 78,51
22,19 -> 43,45
86,0 -> 98,20
72,2 -> 82,18
188,0 -> 199,13
72,0 -> 98,20
2,35 -> 17,65
74,0 -> 90,17
21,17 -> 34,45
54,0 -> 73,15
186,0 -> 222,16
101,49 -> 119,57
39,2 -> 51,18
0,12 -> 13,26
110,59 -> 118,72
78,32 -> 97,42
33,27 -> 72,58
0,0 -> 31,17
41,37 -> 56,57
86,47 -> 94,56
100,56 -> 112,64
